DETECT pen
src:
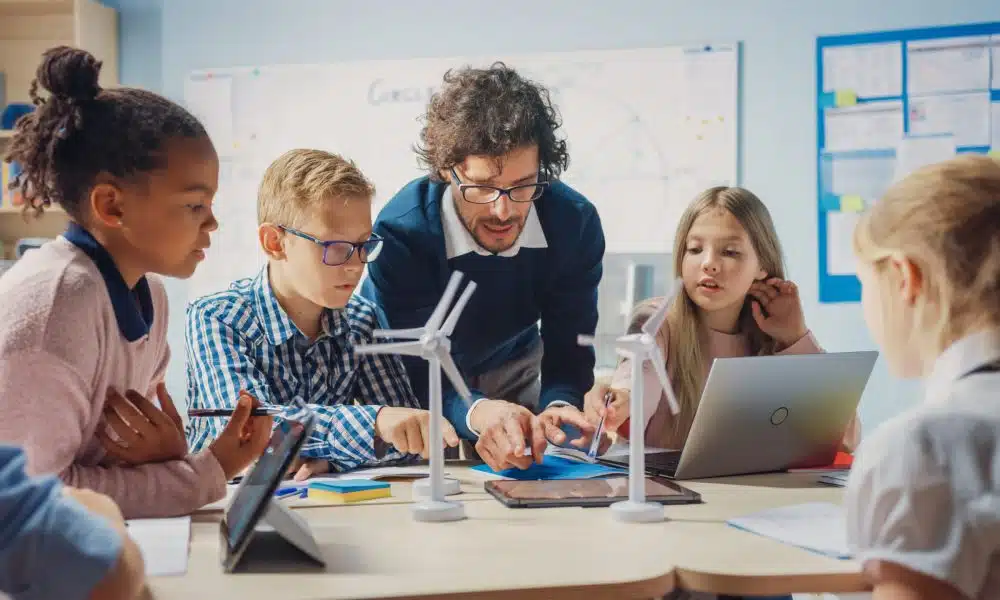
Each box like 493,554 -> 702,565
188,407 -> 283,417
587,390 -> 615,460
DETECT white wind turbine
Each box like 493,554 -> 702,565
354,271 -> 476,522
578,277 -> 682,523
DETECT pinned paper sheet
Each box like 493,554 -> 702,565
893,134 -> 956,182
840,195 -> 864,212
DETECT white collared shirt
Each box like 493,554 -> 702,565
846,328 -> 1000,599
439,186 -> 548,259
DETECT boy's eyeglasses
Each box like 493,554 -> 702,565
278,226 -> 384,266
449,167 -> 549,204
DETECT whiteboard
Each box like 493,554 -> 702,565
183,45 -> 740,303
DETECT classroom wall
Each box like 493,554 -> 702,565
107,0 -> 1000,433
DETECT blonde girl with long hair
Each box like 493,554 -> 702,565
585,186 -> 860,451
845,155 -> 1000,599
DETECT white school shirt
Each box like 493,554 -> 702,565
845,328 -> 1000,599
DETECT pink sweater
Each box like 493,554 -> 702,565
612,298 -> 824,449
0,237 -> 225,518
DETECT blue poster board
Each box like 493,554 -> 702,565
816,22 -> 1000,303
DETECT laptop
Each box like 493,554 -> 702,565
598,351 -> 878,480
220,404 -> 325,572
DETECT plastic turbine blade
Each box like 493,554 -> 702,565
648,345 -> 680,415
642,277 -> 682,337
426,272 -> 464,333
354,341 -> 425,357
437,351 -> 472,402
373,327 -> 425,340
441,281 -> 477,336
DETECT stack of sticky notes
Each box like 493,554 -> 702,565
307,479 -> 391,504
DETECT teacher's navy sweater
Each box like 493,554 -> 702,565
359,177 -> 604,440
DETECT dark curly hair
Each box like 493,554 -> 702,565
3,46 -> 208,220
415,62 -> 569,181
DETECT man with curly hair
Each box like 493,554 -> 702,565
360,62 -> 605,472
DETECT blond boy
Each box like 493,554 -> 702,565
186,149 -> 458,476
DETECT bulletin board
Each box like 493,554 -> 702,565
816,22 -> 1000,303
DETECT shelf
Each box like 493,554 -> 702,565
0,130 -> 13,139
0,206 -> 65,215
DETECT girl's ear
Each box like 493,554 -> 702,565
755,269 -> 768,281
889,253 -> 922,306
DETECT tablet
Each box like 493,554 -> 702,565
484,475 -> 701,509
220,407 -> 316,572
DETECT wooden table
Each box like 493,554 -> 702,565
148,467 -> 865,599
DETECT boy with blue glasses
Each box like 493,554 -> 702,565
186,149 -> 458,478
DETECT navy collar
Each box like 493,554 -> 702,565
63,223 -> 154,342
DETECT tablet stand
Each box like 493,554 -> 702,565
223,501 -> 326,572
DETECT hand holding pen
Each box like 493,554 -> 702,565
583,384 -> 630,440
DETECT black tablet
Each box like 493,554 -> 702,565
484,475 -> 701,509
220,407 -> 315,572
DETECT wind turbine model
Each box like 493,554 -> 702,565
354,271 -> 476,522
577,277 -> 682,523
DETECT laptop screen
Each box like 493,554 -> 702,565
224,415 -> 312,552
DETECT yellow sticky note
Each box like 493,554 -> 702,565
840,195 -> 864,212
835,89 -> 858,107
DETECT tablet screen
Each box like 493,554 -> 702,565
225,417 -> 309,551
489,476 -> 685,501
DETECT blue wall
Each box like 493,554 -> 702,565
108,0 -> 1000,433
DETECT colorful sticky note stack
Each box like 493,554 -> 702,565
307,479 -> 391,504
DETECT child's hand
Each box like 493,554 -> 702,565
208,392 -> 274,480
98,387 -> 189,465
374,407 -> 460,459
749,277 -> 808,347
286,457 -> 330,481
583,383 -> 630,432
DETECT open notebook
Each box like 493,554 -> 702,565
471,446 -> 627,480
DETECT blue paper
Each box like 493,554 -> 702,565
309,479 -> 390,493
471,455 -> 626,480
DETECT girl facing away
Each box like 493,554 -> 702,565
0,47 -> 272,519
846,154 -> 1000,599
585,186 -> 860,452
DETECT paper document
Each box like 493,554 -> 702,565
822,42 -> 902,98
909,92 -> 991,148
894,135 -> 956,182
727,503 -> 851,559
125,517 -> 191,576
827,152 -> 895,202
818,470 -> 850,487
992,102 -> 1000,151
312,465 -> 441,481
992,36 -> 1000,89
824,101 -> 903,152
907,36 -> 992,95
826,211 -> 861,276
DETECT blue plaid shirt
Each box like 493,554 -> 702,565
185,266 -> 419,471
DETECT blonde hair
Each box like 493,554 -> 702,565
853,154 -> 1000,352
643,186 -> 787,448
257,149 -> 375,226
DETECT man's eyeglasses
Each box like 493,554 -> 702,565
278,226 -> 383,266
449,167 -> 549,205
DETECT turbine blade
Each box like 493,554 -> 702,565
650,347 -> 680,415
426,272 -> 464,333
437,351 -> 472,402
642,277 -> 683,336
577,334 -> 596,347
441,281 -> 477,336
353,341 -> 424,358
373,327 -> 424,340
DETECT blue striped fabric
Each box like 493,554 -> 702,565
185,266 -> 419,472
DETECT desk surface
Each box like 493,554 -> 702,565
150,468 -> 864,600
